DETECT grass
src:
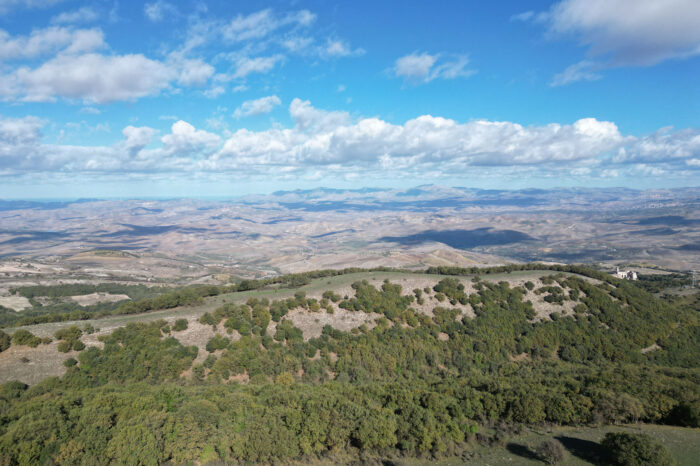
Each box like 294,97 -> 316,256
469,424 -> 700,466
385,424 -> 700,466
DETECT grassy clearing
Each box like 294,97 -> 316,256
396,424 -> 700,466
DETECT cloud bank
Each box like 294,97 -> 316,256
1,100 -> 697,183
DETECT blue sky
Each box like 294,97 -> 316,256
0,0 -> 698,198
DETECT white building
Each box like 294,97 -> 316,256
615,267 -> 638,280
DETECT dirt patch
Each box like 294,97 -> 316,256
509,352 -> 530,362
641,343 -> 661,354
0,342 -> 76,385
70,292 -> 130,306
0,295 -> 31,312
283,307 -> 382,340
170,319 -> 237,364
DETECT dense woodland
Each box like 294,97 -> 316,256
0,265 -> 698,464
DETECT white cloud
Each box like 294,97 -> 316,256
2,102 -> 697,180
546,0 -> 700,66
393,52 -> 475,84
8,53 -> 175,103
0,27 -> 104,61
282,36 -> 313,52
144,1 -> 177,22
203,85 -> 226,99
212,100 -> 625,170
232,55 -> 284,79
289,98 -> 350,132
161,120 -> 220,157
511,11 -> 535,22
51,6 -> 98,24
519,1 -> 700,85
550,60 -> 602,86
79,106 -> 100,115
175,58 -> 214,86
322,38 -> 365,58
120,125 -> 157,156
613,127 -> 700,164
0,0 -> 65,14
233,95 -> 281,118
223,9 -> 315,42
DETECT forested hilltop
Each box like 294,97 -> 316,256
0,265 -> 698,464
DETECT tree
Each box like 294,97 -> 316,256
602,432 -> 675,466
535,439 -> 567,464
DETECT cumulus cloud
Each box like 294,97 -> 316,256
0,24 -> 219,103
212,100 -> 625,170
120,125 -> 157,157
546,0 -> 700,66
6,53 -> 175,103
393,52 -> 475,84
233,95 -> 281,118
51,6 -> 98,24
529,0 -> 700,84
175,58 -> 214,86
0,26 -> 104,61
160,120 -> 220,157
613,127 -> 700,164
2,102 -> 697,179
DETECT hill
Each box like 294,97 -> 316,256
0,265 -> 698,464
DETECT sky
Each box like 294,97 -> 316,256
0,0 -> 698,198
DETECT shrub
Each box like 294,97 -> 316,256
11,329 -> 41,347
172,319 -> 188,331
57,340 -> 72,353
0,330 -> 11,352
667,400 -> 700,427
602,432 -> 675,466
54,326 -> 84,352
206,335 -> 231,353
535,439 -> 567,464
64,357 -> 78,367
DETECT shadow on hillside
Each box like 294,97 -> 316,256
555,436 -> 607,464
378,228 -> 535,250
506,442 -> 540,461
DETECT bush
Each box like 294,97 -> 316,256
57,340 -> 72,353
54,326 -> 84,352
667,400 -> 700,427
172,319 -> 188,331
0,330 -> 10,352
64,357 -> 78,367
11,329 -> 41,347
602,432 -> 675,466
206,335 -> 230,352
535,439 -> 567,464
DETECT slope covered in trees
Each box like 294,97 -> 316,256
0,266 -> 698,464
